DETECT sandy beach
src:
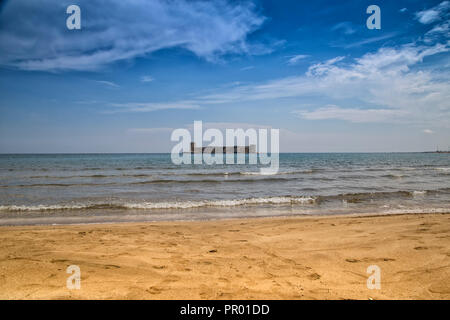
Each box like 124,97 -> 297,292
0,213 -> 449,300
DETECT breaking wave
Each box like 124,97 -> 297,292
2,188 -> 449,213
0,196 -> 317,212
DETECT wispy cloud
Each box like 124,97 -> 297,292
240,66 -> 255,71
331,21 -> 357,35
418,2 -> 450,42
294,105 -> 407,123
151,39 -> 449,126
107,101 -> 201,113
415,1 -> 449,24
286,54 -> 309,65
0,0 -> 267,71
399,8 -> 408,13
95,80 -> 119,88
140,76 -> 154,83
340,32 -> 398,49
423,129 -> 434,134
128,127 -> 174,133
186,122 -> 272,130
426,22 -> 450,37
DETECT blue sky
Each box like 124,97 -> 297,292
0,0 -> 449,152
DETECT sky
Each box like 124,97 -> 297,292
0,0 -> 449,153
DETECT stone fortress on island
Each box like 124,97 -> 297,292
189,142 -> 256,154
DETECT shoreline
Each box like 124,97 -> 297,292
1,212 -> 449,299
1,207 -> 450,227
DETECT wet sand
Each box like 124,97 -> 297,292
0,213 -> 449,299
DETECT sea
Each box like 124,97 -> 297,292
0,153 -> 449,225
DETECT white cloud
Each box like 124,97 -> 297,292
95,80 -> 119,88
415,1 -> 449,24
131,122 -> 271,133
417,11 -> 440,24
340,32 -> 398,49
0,0 -> 266,71
425,21 -> 450,42
294,105 -> 407,123
68,2 -> 449,128
156,41 -> 450,127
107,101 -> 201,113
140,76 -> 154,83
331,22 -> 356,35
423,129 -> 434,134
400,8 -> 408,13
187,122 -> 272,130
128,127 -> 174,133
286,54 -> 309,65
427,21 -> 449,35
128,122 -> 272,144
305,56 -> 346,76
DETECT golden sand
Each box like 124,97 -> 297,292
0,213 -> 449,299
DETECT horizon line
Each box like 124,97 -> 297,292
0,151 -> 446,155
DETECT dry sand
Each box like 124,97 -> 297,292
0,213 -> 449,300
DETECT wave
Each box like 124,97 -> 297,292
239,169 -> 317,176
29,174 -> 110,179
2,186 -> 450,214
21,170 -> 320,180
28,174 -> 153,179
0,196 -> 317,212
2,166 -> 165,172
380,174 -> 409,179
435,167 -> 450,175
131,177 -> 290,185
175,172 -> 240,177
19,170 -> 427,181
2,188 -> 449,213
132,179 -> 222,185
9,167 -> 435,183
0,176 -> 294,188
0,182 -> 119,188
317,188 -> 450,204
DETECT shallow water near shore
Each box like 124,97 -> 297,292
0,153 -> 449,225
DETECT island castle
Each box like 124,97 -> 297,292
189,142 -> 256,154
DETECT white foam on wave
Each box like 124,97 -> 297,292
0,196 -> 317,212
124,196 -> 316,209
411,190 -> 427,197
0,204 -> 89,212
239,170 -> 314,176
239,171 -> 273,176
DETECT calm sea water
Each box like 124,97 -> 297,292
0,153 -> 449,225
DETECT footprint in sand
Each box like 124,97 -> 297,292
429,283 -> 450,294
308,273 -> 321,280
146,286 -> 163,294
50,259 -> 69,263
380,258 -> 396,261
152,265 -> 166,269
414,245 -> 443,250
